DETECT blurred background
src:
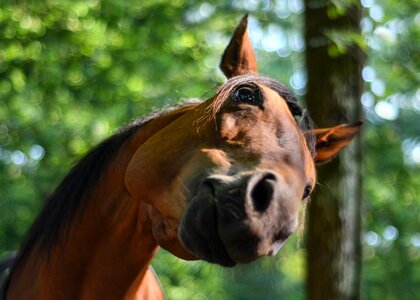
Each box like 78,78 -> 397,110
0,0 -> 418,299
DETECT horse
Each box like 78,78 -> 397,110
1,15 -> 361,299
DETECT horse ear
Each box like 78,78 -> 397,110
311,122 -> 362,164
220,14 -> 258,78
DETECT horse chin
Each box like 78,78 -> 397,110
178,190 -> 238,267
178,219 -> 237,268
158,238 -> 198,261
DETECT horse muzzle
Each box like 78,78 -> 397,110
178,170 -> 299,267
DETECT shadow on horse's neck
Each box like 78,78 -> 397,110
7,104 -> 197,300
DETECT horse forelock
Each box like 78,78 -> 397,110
200,74 -> 316,157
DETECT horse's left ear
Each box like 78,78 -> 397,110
220,14 -> 258,78
310,122 -> 362,164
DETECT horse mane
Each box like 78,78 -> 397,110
11,100 -> 201,273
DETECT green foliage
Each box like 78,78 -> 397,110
326,29 -> 367,57
327,0 -> 360,19
360,0 -> 420,298
0,0 -> 418,299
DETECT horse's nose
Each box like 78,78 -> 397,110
247,171 -> 278,213
200,171 -> 298,262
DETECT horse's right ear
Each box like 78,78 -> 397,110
311,122 -> 362,164
220,14 -> 258,78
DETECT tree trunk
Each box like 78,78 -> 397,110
304,1 -> 364,299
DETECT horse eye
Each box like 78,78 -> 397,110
232,86 -> 260,105
302,185 -> 312,200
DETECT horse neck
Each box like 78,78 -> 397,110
7,106 -> 195,300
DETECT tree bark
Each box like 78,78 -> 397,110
304,1 -> 364,299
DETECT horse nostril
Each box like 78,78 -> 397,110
250,173 -> 277,213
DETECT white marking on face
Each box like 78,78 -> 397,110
224,115 -> 236,130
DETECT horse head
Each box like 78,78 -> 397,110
125,15 -> 360,267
